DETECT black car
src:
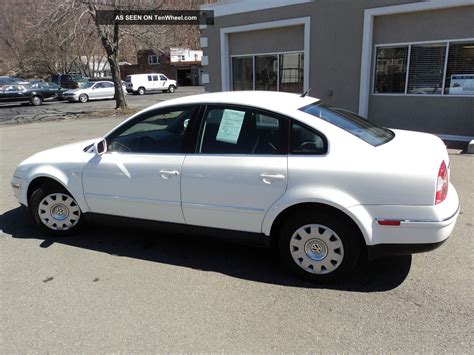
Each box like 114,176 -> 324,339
51,73 -> 90,89
30,81 -> 68,100
0,84 -> 58,106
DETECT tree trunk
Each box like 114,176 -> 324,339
107,53 -> 127,109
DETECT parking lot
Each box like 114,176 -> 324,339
0,86 -> 204,124
0,114 -> 473,352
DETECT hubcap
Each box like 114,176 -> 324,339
37,193 -> 81,231
290,224 -> 344,274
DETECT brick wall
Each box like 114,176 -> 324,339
120,50 -> 177,80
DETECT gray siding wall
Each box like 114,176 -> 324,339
200,0 -> 473,136
370,6 -> 474,136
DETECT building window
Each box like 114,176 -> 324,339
231,51 -> 304,93
373,39 -> 474,96
374,47 -> 408,93
445,41 -> 474,95
408,43 -> 446,95
232,56 -> 253,90
279,53 -> 304,93
148,54 -> 160,65
255,55 -> 278,91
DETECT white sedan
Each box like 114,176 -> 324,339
10,91 -> 459,282
63,80 -> 126,103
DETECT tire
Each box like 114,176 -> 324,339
137,87 -> 145,95
30,95 -> 42,106
79,94 -> 88,103
278,210 -> 361,282
168,85 -> 176,93
29,182 -> 83,236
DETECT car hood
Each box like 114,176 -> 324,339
14,139 -> 98,178
64,88 -> 88,94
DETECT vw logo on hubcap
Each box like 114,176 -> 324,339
304,238 -> 328,261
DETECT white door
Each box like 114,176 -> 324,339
159,74 -> 168,90
181,106 -> 288,233
82,105 -> 199,223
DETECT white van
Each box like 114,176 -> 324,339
125,73 -> 177,95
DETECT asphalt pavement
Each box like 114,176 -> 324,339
0,116 -> 473,353
0,86 -> 204,124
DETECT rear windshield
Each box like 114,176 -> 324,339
299,102 -> 394,146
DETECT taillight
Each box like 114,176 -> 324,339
435,160 -> 448,205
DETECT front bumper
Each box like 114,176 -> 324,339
11,176 -> 28,206
63,94 -> 80,101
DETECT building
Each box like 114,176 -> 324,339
120,49 -> 203,86
199,0 -> 474,141
119,49 -> 178,82
170,48 -> 204,86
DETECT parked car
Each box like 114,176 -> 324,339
30,81 -> 68,100
125,73 -> 177,95
51,73 -> 90,89
10,91 -> 459,282
63,80 -> 120,103
0,76 -> 29,86
0,83 -> 57,105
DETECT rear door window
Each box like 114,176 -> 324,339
198,106 -> 284,155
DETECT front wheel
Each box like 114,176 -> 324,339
168,85 -> 176,93
137,87 -> 145,95
278,211 -> 360,282
79,94 -> 88,103
29,182 -> 83,236
30,95 -> 43,106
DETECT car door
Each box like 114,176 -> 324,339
159,74 -> 168,90
181,105 -> 288,233
146,75 -> 154,91
102,82 -> 115,98
82,105 -> 200,223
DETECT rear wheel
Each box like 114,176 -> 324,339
137,87 -> 145,95
30,95 -> 43,106
29,182 -> 83,236
278,211 -> 360,282
79,94 -> 88,103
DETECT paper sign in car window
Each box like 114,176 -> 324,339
216,109 -> 245,144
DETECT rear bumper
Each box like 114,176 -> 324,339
367,240 -> 447,259
348,183 -> 459,253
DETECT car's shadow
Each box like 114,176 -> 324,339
0,207 -> 412,292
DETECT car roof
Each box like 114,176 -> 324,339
151,91 -> 320,116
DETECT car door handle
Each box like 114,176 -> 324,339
159,169 -> 180,179
260,173 -> 286,184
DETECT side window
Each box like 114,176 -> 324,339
152,75 -> 159,81
198,107 -> 283,155
160,75 -> 167,81
291,122 -> 327,155
103,82 -> 114,88
147,75 -> 152,81
107,107 -> 196,154
94,83 -> 103,89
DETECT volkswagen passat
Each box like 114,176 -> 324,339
11,91 -> 459,281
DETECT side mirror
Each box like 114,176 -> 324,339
183,118 -> 189,129
94,139 -> 107,155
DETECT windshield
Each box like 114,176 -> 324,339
299,102 -> 394,146
81,81 -> 95,88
